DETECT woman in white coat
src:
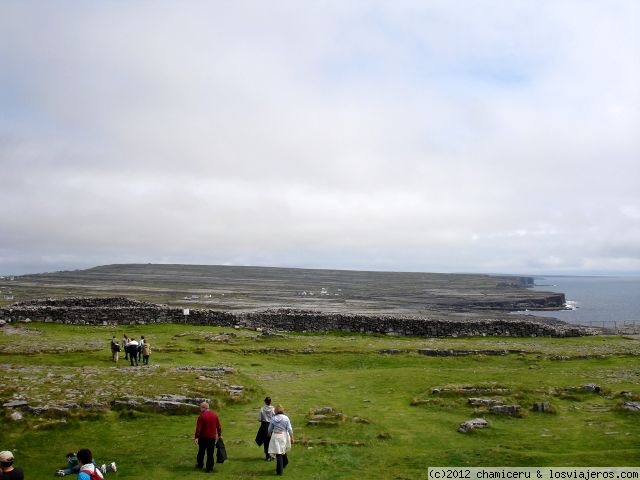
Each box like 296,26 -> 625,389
267,404 -> 294,475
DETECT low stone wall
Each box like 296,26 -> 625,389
0,297 -> 596,337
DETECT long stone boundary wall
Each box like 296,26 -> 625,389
0,297 -> 597,337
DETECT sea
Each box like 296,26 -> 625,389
515,275 -> 640,328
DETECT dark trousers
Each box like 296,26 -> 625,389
260,421 -> 270,458
275,453 -> 288,475
143,355 -> 149,365
197,437 -> 216,471
264,439 -> 270,458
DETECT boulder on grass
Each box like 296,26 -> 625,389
458,418 -> 488,433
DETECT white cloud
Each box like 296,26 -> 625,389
1,1 -> 639,275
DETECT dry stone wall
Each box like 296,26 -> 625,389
0,297 -> 596,337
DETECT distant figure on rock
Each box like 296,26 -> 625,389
268,404 -> 294,476
141,340 -> 151,365
127,337 -> 139,366
110,336 -> 120,363
0,450 -> 24,480
256,396 -> 275,460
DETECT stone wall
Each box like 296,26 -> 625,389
0,297 -> 596,337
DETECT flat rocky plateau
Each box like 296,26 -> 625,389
0,263 -> 595,336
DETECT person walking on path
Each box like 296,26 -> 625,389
0,451 -> 24,480
194,401 -> 222,472
256,396 -> 275,460
268,404 -> 294,476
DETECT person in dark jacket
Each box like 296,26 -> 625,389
194,401 -> 223,472
0,451 -> 24,480
127,337 -> 139,366
256,396 -> 275,460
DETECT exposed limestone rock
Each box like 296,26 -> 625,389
203,333 -> 236,342
177,366 -> 235,374
0,298 -> 599,338
433,386 -> 511,395
9,411 -> 23,421
532,402 -> 554,412
622,401 -> 640,412
154,394 -> 209,405
143,400 -> 200,413
581,384 -> 602,393
468,398 -> 502,406
112,395 -> 207,413
418,349 -> 508,356
458,418 -> 488,433
27,405 -> 71,417
3,400 -> 29,408
489,404 -> 521,415
259,331 -> 287,338
306,406 -> 370,426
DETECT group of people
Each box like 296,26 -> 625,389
192,397 -> 294,476
111,335 -> 151,366
2,397 -> 294,478
0,449 -> 117,479
55,451 -> 117,477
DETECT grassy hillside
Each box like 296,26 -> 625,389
1,322 -> 639,479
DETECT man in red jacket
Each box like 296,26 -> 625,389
194,401 -> 223,472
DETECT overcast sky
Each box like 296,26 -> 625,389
1,1 -> 639,276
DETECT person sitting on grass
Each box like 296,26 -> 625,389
76,449 -> 103,480
55,451 -> 116,477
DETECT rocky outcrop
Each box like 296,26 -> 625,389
622,401 -> 640,412
458,418 -> 488,433
306,406 -> 371,426
532,402 -> 554,413
0,298 -> 598,337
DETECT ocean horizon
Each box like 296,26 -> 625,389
517,275 -> 640,327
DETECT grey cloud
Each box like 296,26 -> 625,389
1,1 -> 639,275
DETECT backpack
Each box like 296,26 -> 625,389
89,470 -> 103,480
81,466 -> 104,480
113,342 -> 121,352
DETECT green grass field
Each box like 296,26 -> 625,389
1,323 -> 639,479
